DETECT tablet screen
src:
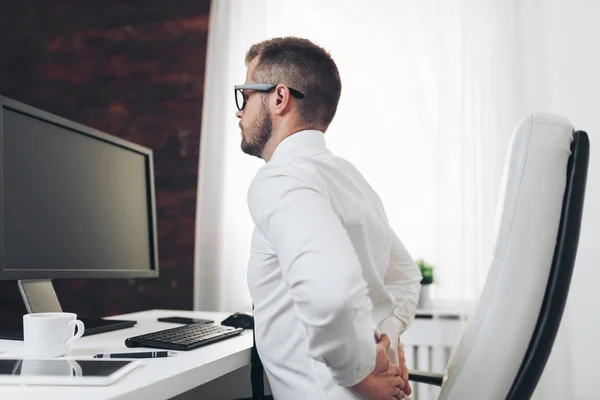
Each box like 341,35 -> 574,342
0,359 -> 134,378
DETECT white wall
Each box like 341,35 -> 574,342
521,1 -> 600,398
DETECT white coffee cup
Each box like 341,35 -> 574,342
23,312 -> 85,358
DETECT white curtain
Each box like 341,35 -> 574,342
193,0 -> 266,312
519,1 -> 598,398
192,1 -> 600,398
193,0 -> 526,313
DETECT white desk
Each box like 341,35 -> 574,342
0,310 -> 253,400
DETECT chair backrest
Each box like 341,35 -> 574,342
438,114 -> 589,400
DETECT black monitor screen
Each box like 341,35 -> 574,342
0,106 -> 156,277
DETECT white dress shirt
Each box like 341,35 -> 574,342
247,130 -> 422,400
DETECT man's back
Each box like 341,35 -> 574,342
247,130 -> 421,400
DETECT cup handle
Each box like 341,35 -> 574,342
67,359 -> 83,377
65,319 -> 85,345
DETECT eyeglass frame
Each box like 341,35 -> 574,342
234,83 -> 305,111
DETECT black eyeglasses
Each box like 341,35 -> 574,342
234,83 -> 305,111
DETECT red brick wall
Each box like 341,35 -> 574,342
0,0 -> 211,319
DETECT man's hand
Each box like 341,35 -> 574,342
350,333 -> 406,400
397,337 -> 411,396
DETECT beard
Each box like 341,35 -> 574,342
241,102 -> 273,159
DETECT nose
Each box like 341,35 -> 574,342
236,110 -> 243,119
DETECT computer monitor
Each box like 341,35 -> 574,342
0,95 -> 159,338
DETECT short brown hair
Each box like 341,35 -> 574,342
245,37 -> 342,131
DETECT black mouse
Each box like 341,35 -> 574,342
221,312 -> 254,329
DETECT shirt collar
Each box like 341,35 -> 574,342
270,130 -> 327,161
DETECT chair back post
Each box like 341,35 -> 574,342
506,130 -> 589,399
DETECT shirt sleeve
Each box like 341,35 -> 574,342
383,228 -> 422,335
247,165 -> 377,387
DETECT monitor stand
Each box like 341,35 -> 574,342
0,279 -> 137,341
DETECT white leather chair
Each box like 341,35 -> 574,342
408,113 -> 589,399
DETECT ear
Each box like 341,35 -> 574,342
273,84 -> 292,116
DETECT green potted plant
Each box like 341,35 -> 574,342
416,259 -> 434,309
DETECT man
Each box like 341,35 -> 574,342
236,37 -> 422,400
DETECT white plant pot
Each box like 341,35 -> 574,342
418,284 -> 432,309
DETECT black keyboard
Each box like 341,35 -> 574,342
124,323 -> 244,351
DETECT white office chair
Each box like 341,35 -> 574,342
408,113 -> 589,399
